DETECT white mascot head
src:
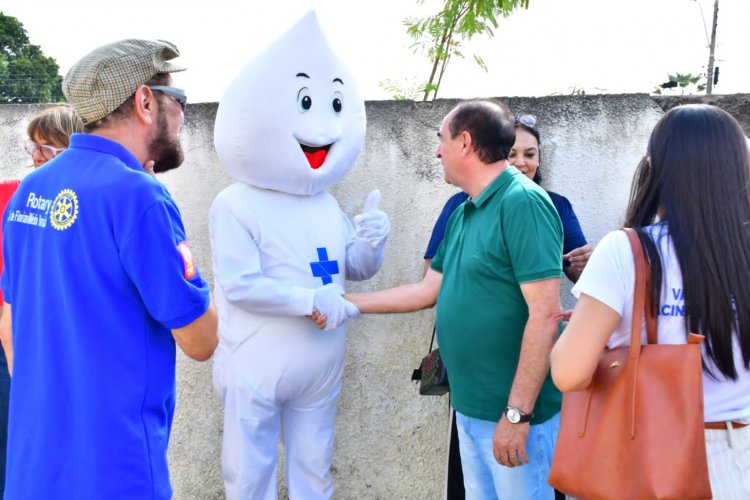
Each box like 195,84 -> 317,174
214,11 -> 366,196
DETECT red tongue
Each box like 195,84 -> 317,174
304,149 -> 327,169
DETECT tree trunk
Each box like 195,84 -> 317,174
423,27 -> 450,101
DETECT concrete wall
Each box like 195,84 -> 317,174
0,94 -> 747,499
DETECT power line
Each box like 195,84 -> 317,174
691,0 -> 711,46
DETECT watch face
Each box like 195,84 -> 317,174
507,407 -> 521,424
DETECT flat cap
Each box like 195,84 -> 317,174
62,39 -> 186,123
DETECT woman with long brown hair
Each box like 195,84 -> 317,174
551,104 -> 750,498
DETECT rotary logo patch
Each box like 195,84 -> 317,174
177,242 -> 197,279
50,189 -> 79,231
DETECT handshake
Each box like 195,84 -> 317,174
307,189 -> 390,330
311,283 -> 359,330
306,189 -> 389,330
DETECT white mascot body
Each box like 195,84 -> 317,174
210,11 -> 388,500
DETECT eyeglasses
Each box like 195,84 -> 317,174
24,140 -> 65,161
511,115 -> 538,128
147,85 -> 187,111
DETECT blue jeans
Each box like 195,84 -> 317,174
455,411 -> 560,500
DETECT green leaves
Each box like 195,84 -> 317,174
0,12 -> 29,57
402,0 -> 530,101
0,11 -> 63,103
378,78 -> 431,101
652,72 -> 707,96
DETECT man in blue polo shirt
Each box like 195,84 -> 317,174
346,101 -> 563,499
0,39 -> 218,499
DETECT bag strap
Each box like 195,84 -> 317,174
411,322 -> 439,382
622,227 -> 658,438
578,230 -> 663,439
623,228 -> 658,345
428,322 -> 437,353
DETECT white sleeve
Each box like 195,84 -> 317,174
571,230 -> 634,319
209,197 -> 315,316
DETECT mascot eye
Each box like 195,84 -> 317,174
332,91 -> 343,113
297,88 -> 312,112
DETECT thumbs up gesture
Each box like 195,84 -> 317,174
353,190 -> 390,250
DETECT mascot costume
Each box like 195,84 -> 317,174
210,11 -> 389,500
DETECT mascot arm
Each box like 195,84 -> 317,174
210,203 -> 315,317
344,221 -> 383,281
345,190 -> 390,281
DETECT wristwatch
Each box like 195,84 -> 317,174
505,406 -> 533,424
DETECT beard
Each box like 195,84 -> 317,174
148,109 -> 184,174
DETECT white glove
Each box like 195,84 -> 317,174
312,283 -> 360,330
353,190 -> 390,250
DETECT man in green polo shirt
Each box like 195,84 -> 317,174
345,100 -> 563,499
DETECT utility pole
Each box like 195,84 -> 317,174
706,0 -> 719,94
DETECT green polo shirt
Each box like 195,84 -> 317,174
431,167 -> 563,423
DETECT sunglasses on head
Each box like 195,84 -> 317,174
147,85 -> 187,111
511,114 -> 537,128
24,140 -> 65,161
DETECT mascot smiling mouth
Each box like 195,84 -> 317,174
300,143 -> 331,169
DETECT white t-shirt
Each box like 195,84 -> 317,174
572,224 -> 750,422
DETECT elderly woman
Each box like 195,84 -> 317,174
24,105 -> 84,168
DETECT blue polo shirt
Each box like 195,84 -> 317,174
1,134 -> 211,499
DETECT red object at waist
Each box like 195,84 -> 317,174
0,179 -> 21,304
704,421 -> 749,430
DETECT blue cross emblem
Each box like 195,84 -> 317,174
310,247 -> 340,285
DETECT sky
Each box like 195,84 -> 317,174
2,0 -> 748,103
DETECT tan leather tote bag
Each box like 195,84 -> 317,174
548,228 -> 712,499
